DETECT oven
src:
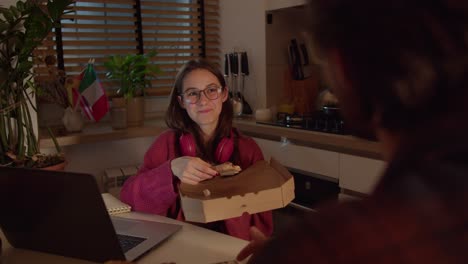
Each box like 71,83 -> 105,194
273,168 -> 340,234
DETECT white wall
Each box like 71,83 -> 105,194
219,0 -> 267,110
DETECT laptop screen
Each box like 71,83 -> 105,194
0,167 -> 126,262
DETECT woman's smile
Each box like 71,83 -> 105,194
198,108 -> 213,114
181,69 -> 228,135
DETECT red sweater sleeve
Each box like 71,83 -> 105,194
120,130 -> 179,215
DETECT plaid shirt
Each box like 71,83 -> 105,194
249,134 -> 468,263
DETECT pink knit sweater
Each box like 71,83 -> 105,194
120,129 -> 273,240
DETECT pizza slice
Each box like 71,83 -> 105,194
213,162 -> 242,176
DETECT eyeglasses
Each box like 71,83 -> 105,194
180,85 -> 223,104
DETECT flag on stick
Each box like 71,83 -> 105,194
73,61 -> 109,122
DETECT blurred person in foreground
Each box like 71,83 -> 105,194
238,0 -> 468,263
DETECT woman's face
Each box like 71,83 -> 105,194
178,69 -> 228,135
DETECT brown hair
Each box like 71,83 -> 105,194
165,59 -> 235,163
308,0 -> 468,132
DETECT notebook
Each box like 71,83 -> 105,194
102,193 -> 132,215
0,167 -> 182,263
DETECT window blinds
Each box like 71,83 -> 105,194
34,0 -> 220,97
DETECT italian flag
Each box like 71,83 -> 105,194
74,63 -> 109,122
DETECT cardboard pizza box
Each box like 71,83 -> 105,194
179,158 -> 295,223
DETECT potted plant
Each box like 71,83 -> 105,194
0,0 -> 74,168
104,51 -> 160,127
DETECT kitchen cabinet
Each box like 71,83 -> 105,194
254,137 -> 340,180
254,137 -> 386,195
266,4 -> 319,112
219,0 -> 311,111
339,154 -> 386,194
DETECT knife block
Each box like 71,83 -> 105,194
283,70 -> 319,115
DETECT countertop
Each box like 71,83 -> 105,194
40,117 -> 382,159
234,118 -> 382,159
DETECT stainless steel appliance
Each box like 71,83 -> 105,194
258,106 -> 348,135
273,169 -> 340,234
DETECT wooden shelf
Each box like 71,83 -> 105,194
39,118 -> 167,149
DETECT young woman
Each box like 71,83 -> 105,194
120,59 -> 273,240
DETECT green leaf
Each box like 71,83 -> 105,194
103,51 -> 160,98
9,5 -> 20,19
2,9 -> 14,24
16,1 -> 25,12
1,0 -> 74,167
0,23 -> 8,33
47,0 -> 74,21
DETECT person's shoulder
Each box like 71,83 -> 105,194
252,199 -> 376,262
145,129 -> 178,158
160,129 -> 177,137
235,128 -> 256,143
155,129 -> 177,141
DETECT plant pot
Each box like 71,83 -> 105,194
111,97 -> 144,127
62,107 -> 84,132
111,97 -> 128,129
112,97 -> 126,108
41,161 -> 67,171
126,97 -> 145,127
111,107 -> 127,130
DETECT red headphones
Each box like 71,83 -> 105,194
179,130 -> 234,163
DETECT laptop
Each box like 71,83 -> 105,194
0,167 -> 182,262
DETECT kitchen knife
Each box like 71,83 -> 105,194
229,52 -> 242,115
241,52 -> 249,76
288,44 -> 297,80
300,43 -> 309,66
224,53 -> 231,91
229,53 -> 237,98
230,53 -> 239,75
224,53 -> 230,77
240,51 -> 251,114
299,42 -> 313,78
291,39 -> 304,80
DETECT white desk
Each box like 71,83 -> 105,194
0,212 -> 249,264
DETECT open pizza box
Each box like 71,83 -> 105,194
179,158 -> 295,223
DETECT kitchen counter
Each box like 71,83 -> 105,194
40,117 -> 382,159
234,118 -> 382,159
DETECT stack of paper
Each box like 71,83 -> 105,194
101,193 -> 132,215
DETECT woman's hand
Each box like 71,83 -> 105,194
171,156 -> 218,185
236,227 -> 269,262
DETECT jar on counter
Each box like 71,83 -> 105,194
111,107 -> 127,130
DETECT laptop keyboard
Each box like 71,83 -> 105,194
117,234 -> 147,253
